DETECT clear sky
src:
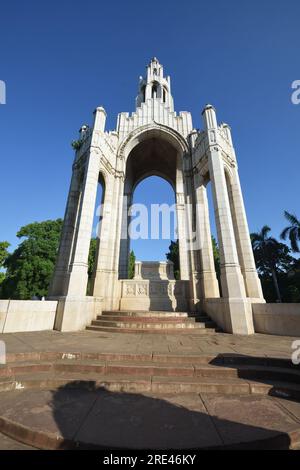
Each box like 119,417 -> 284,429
0,0 -> 299,261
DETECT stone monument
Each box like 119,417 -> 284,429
49,58 -> 265,334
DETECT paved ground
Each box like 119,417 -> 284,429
0,388 -> 299,449
0,329 -> 298,359
0,329 -> 299,450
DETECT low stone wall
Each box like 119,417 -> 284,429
252,303 -> 300,337
0,300 -> 58,333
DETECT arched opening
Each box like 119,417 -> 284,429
163,87 -> 167,103
118,132 -> 187,281
87,173 -> 105,295
130,175 -> 177,268
141,85 -> 146,102
152,82 -> 159,99
206,178 -> 222,296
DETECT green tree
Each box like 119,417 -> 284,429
211,236 -> 220,279
280,258 -> 300,303
128,250 -> 136,279
166,238 -> 220,282
0,241 -> 10,266
86,237 -> 98,295
251,225 -> 294,302
1,220 -> 62,299
280,211 -> 300,253
0,241 -> 10,291
88,238 -> 97,278
166,240 -> 180,280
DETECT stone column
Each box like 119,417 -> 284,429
176,191 -> 189,280
54,148 -> 100,332
66,150 -> 100,297
202,105 -> 254,334
176,152 -> 190,281
49,164 -> 81,297
92,169 -> 124,309
195,182 -> 220,298
219,123 -> 264,301
107,174 -> 125,309
92,175 -> 118,294
226,165 -> 264,300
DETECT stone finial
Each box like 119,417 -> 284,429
221,122 -> 233,146
93,106 -> 107,132
201,103 -> 217,130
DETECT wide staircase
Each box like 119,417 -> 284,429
0,350 -> 300,449
86,310 -> 220,334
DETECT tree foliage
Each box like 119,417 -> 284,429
166,240 -> 180,280
251,225 -> 296,302
0,241 -> 10,288
1,220 -> 62,299
88,238 -> 97,278
280,211 -> 300,253
86,237 -> 98,295
165,238 -> 220,282
0,241 -> 10,267
128,250 -> 136,279
211,236 -> 220,279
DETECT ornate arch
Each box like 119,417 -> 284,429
117,122 -> 189,163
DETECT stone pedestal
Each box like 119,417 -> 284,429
134,261 -> 175,280
54,296 -> 102,332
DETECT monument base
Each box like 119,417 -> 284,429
54,296 -> 102,332
203,297 -> 254,335
119,279 -> 189,312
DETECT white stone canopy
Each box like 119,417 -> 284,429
49,58 -> 265,334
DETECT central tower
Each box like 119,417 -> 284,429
50,58 -> 264,335
136,57 -> 174,110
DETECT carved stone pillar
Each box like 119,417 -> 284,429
202,104 -> 254,334
195,183 -> 220,299
49,164 -> 82,297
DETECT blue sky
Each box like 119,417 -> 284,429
0,0 -> 299,261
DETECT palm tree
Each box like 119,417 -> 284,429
251,225 -> 282,302
280,211 -> 300,253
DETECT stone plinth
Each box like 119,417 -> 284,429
134,261 -> 174,280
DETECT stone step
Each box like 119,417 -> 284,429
88,310 -> 218,334
90,319 -> 216,329
4,351 -> 298,369
1,370 -> 300,397
101,310 -> 194,317
98,315 -> 210,323
2,360 -> 300,384
0,431 -> 35,450
86,325 -> 219,334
